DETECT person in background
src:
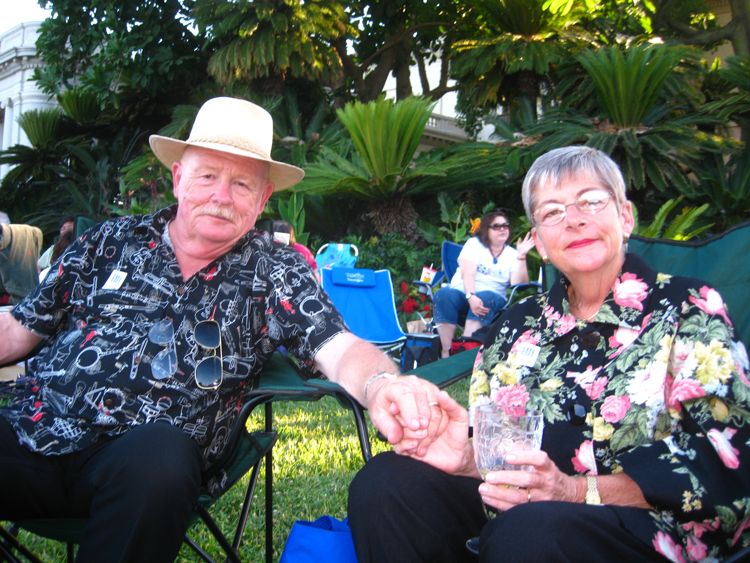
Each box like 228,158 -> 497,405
432,210 -> 534,358
271,219 -> 319,281
38,225 -> 77,282
0,96 -> 444,563
0,223 -> 43,306
348,146 -> 750,562
37,216 -> 75,273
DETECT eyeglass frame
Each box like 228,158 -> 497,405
194,319 -> 223,390
532,187 -> 616,227
489,222 -> 510,231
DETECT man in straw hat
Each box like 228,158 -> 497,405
0,97 -> 444,562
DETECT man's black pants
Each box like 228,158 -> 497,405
0,417 -> 202,562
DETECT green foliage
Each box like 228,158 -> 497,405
576,43 -> 690,127
633,197 -> 712,240
275,192 -> 309,246
17,109 -> 63,149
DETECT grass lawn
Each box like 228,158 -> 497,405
4,378 -> 469,562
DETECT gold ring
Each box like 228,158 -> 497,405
527,489 -> 531,503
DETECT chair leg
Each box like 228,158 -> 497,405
0,524 -> 43,563
265,402 -> 274,563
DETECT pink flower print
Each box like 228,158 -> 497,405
514,329 -> 540,347
666,377 -> 705,412
652,531 -> 686,563
685,535 -> 708,561
689,286 -> 732,326
613,273 -> 649,311
566,365 -> 601,387
571,439 -> 597,474
583,376 -> 608,400
682,518 -> 720,539
493,384 -> 529,417
601,395 -> 631,423
608,326 -> 639,357
707,427 -> 740,469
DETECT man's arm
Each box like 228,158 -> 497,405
314,332 -> 442,447
0,312 -> 42,365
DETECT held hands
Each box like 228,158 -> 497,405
394,390 -> 475,475
365,374 -> 447,452
478,450 -> 581,511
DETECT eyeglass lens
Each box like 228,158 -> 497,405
490,223 -> 509,230
149,319 -> 177,380
534,188 -> 612,226
194,320 -> 222,389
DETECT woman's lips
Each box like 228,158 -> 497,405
567,238 -> 597,250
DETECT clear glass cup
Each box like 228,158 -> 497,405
467,404 -> 544,555
473,404 -> 544,477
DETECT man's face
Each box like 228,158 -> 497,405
171,147 -> 274,247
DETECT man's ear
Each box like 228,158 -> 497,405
171,161 -> 183,200
257,183 -> 274,214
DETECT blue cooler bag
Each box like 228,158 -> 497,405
280,515 -> 357,563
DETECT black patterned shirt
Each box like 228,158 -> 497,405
2,206 -> 346,471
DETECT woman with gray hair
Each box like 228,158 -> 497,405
348,146 -> 750,562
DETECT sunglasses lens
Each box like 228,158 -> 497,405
151,348 -> 177,380
195,321 -> 220,349
195,356 -> 222,389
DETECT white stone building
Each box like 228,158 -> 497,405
0,21 -> 57,181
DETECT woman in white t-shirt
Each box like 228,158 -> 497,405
433,210 -> 534,358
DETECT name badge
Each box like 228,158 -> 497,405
103,270 -> 127,290
516,342 -> 540,367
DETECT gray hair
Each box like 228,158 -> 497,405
521,146 -> 627,224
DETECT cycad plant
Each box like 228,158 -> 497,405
520,43 -> 730,216
295,96 -> 438,237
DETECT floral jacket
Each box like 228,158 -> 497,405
469,254 -> 750,561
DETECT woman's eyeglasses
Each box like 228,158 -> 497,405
489,223 -> 510,231
194,320 -> 223,390
533,188 -> 614,227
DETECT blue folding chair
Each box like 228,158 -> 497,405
321,267 -> 439,368
315,243 -> 359,270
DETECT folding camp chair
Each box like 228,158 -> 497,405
0,347 -> 372,563
315,242 -> 359,270
321,267 -> 440,368
627,221 -> 750,346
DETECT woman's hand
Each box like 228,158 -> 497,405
478,449 -> 581,511
515,232 -> 535,258
468,294 -> 489,317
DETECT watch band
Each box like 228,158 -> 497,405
465,292 -> 473,300
585,475 -> 602,505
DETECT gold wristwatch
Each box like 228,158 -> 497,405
585,475 -> 602,505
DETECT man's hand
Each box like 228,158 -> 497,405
364,373 -> 441,446
393,390 -> 476,477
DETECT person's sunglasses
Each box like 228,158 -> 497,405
489,223 -> 510,231
194,320 -> 223,390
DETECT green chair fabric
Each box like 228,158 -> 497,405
627,222 -> 750,346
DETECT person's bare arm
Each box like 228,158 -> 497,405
0,312 -> 42,364
315,332 -> 443,447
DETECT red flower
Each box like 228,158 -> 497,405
399,281 -> 409,295
402,297 -> 417,314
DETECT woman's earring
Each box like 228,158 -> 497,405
623,233 -> 630,245
541,255 -> 550,265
